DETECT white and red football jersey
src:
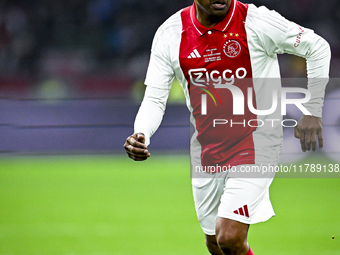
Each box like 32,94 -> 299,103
142,0 -> 330,167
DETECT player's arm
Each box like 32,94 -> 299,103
124,21 -> 175,160
286,33 -> 331,152
292,33 -> 330,151
124,85 -> 170,161
254,7 -> 331,151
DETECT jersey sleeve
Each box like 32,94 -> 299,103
247,5 -> 331,117
144,26 -> 176,90
134,86 -> 170,146
248,6 -> 315,57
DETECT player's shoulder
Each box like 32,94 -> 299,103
154,8 -> 185,40
246,3 -> 288,34
246,4 -> 284,20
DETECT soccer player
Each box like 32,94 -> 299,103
124,0 -> 331,254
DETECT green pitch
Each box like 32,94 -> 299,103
0,154 -> 339,254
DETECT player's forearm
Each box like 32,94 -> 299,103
304,34 -> 331,118
134,85 -> 170,146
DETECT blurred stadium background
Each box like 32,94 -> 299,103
0,0 -> 339,254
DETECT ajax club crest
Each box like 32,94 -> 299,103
223,39 -> 241,58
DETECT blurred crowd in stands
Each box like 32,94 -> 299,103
0,0 -> 339,98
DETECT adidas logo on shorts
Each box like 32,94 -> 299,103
233,204 -> 249,217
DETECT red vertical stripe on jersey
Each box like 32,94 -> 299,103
239,207 -> 245,216
179,1 -> 257,168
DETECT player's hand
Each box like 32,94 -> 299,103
124,133 -> 150,161
294,115 -> 323,152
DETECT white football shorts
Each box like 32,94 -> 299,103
192,164 -> 275,235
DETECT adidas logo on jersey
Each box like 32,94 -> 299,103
187,49 -> 201,58
233,204 -> 249,217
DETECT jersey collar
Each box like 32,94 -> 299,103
190,0 -> 236,36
